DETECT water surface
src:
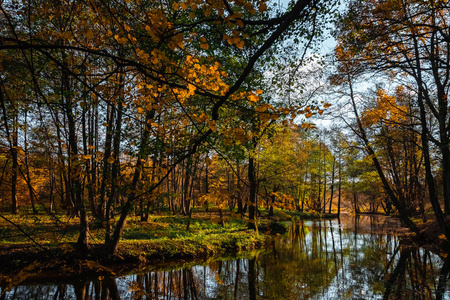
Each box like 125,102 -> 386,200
2,215 -> 450,299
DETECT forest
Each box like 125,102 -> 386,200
0,0 -> 450,298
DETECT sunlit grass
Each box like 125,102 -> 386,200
0,208 -> 337,275
0,210 -> 250,246
0,207 -> 333,247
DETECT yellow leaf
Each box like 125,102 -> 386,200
255,89 -> 263,94
107,156 -> 115,164
137,107 -> 144,114
236,40 -> 245,49
114,35 -> 127,45
61,32 -> 72,40
248,94 -> 259,102
85,30 -> 94,40
200,43 -> 209,50
172,2 -> 179,10
259,2 -> 267,12
180,2 -> 188,9
301,122 -> 316,130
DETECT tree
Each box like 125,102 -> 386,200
334,0 -> 450,237
330,43 -> 419,234
0,0 -> 328,254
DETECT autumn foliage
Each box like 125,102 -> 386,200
0,0 -> 336,253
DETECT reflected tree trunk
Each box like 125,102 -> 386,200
383,250 -> 409,300
436,256 -> 450,300
248,257 -> 257,300
234,259 -> 240,300
73,280 -> 88,300
329,220 -> 339,276
103,277 -> 120,300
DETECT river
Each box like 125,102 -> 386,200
1,214 -> 450,299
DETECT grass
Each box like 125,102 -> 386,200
0,207 -> 337,278
0,207 -> 326,244
0,207 -> 338,247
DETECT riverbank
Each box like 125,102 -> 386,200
3,213 -> 448,299
0,229 -> 265,288
0,209 -> 338,282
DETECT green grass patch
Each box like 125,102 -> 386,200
0,208 -> 339,278
116,230 -> 264,263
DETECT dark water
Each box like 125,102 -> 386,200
2,215 -> 450,299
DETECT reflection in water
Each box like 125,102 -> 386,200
2,215 -> 450,299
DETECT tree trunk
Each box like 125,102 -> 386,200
329,157 -> 336,214
248,154 -> 257,230
62,63 -> 90,252
337,154 -> 341,217
24,111 -> 38,214
417,89 -> 450,239
107,110 -> 153,253
0,88 -> 19,214
323,147 -> 327,213
11,115 -> 19,214
98,103 -> 115,220
236,162 -> 243,215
